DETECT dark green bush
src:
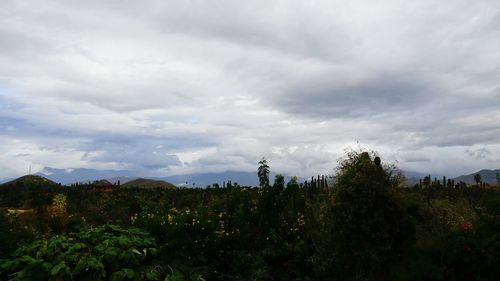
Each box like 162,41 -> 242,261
0,224 -> 195,281
331,151 -> 415,280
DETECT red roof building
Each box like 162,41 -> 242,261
92,179 -> 113,192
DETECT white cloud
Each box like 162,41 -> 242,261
1,0 -> 499,180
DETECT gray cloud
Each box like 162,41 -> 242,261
1,0 -> 500,180
400,152 -> 431,163
274,73 -> 434,119
85,145 -> 182,171
465,147 -> 492,160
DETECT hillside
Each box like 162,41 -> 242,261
107,176 -> 136,185
1,175 -> 58,186
122,178 -> 176,189
453,169 -> 500,184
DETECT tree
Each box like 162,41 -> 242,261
474,173 -> 482,186
332,150 -> 415,279
423,175 -> 431,188
257,158 -> 270,188
286,176 -> 299,189
273,174 -> 285,191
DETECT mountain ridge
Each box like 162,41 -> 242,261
8,166 -> 498,187
453,169 -> 500,184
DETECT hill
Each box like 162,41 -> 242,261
107,176 -> 136,185
1,175 -> 58,186
453,169 -> 500,184
122,178 -> 176,189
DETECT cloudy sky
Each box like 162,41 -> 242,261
1,0 -> 499,180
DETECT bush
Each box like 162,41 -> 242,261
331,151 -> 415,280
0,210 -> 35,259
0,224 -> 187,281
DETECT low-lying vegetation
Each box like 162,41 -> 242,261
1,150 -> 499,280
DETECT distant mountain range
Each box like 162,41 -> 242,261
404,169 -> 500,185
31,167 -> 296,187
157,171 -> 264,187
35,167 -> 133,185
1,166 -> 496,187
453,169 -> 500,185
0,178 -> 13,184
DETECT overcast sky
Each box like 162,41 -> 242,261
1,0 -> 499,180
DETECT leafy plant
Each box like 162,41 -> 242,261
0,224 -> 169,281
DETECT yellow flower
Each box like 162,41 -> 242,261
130,213 -> 138,224
51,194 -> 67,217
167,214 -> 173,224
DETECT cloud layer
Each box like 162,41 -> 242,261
1,0 -> 500,179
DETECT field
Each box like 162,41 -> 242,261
1,151 -> 500,281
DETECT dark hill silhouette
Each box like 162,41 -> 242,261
122,178 -> 176,189
2,175 -> 58,186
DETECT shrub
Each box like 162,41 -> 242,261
331,150 -> 415,280
0,224 -> 181,281
0,210 -> 35,259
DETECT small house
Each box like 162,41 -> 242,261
92,179 -> 113,192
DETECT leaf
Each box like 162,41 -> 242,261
103,247 -> 119,264
69,242 -> 86,253
117,237 -> 132,248
107,224 -> 125,234
123,268 -> 135,278
164,269 -> 184,281
110,271 -> 125,281
19,255 -> 36,264
49,262 -> 71,280
146,269 -> 161,280
50,263 -> 62,276
191,273 -> 206,281
110,268 -> 135,281
0,259 -> 15,272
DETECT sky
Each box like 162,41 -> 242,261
1,0 -> 499,180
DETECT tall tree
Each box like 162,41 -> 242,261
257,158 -> 270,188
474,173 -> 482,186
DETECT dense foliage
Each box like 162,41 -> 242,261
1,225 -> 168,281
1,150 -> 499,280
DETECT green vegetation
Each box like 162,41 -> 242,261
1,150 -> 500,280
3,175 -> 58,186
